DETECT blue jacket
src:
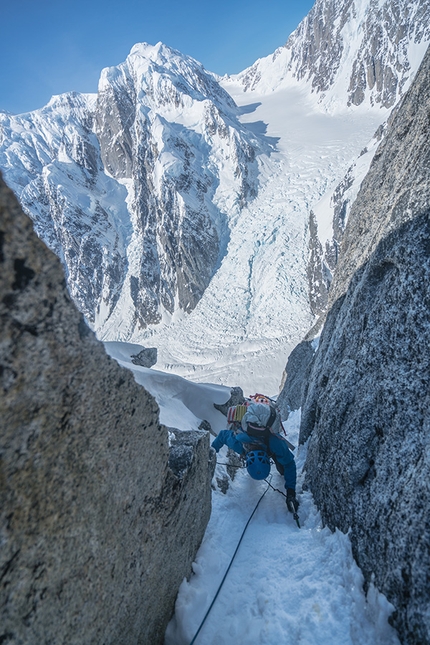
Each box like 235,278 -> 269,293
212,429 -> 296,490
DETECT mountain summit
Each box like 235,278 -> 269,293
0,43 -> 264,333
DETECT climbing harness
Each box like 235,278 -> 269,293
188,480 -> 271,645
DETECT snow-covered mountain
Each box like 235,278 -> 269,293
0,43 -> 264,330
1,0 -> 429,392
227,0 -> 430,318
234,0 -> 430,111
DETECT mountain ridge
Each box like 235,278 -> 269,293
231,0 -> 430,111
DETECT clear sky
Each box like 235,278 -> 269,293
1,0 -> 315,115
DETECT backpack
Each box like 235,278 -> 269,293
227,403 -> 248,425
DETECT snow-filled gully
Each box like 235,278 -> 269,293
105,343 -> 400,645
165,413 -> 400,645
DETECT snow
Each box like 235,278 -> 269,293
129,82 -> 387,396
312,132 -> 383,248
104,341 -> 230,433
164,408 -> 400,645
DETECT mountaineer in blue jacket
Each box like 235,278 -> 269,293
211,402 -> 299,514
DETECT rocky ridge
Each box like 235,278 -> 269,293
0,174 -> 214,645
236,0 -> 430,110
229,0 -> 430,324
307,122 -> 387,315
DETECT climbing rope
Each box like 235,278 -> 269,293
216,460 -> 301,527
215,461 -> 244,468
264,479 -> 301,528
264,478 -> 286,497
188,480 -> 271,645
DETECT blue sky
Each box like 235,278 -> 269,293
1,0 -> 314,115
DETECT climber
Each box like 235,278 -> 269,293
211,402 -> 299,514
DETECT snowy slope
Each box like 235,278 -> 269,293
103,340 -> 230,432
166,445 -> 400,644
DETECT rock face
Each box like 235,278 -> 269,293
276,340 -> 316,419
130,346 -> 158,367
213,386 -> 245,416
306,210 -> 333,316
286,0 -> 430,108
327,46 -> 430,307
0,175 -> 213,644
297,46 -> 430,644
306,126 -> 386,316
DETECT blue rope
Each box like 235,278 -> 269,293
188,481 -> 271,645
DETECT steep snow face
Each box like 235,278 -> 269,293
0,43 -> 264,328
233,0 -> 430,111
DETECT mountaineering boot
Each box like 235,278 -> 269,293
286,488 -> 299,514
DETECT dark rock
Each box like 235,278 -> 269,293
307,211 -> 331,316
0,175 -> 213,645
277,340 -> 316,420
198,419 -> 215,436
302,213 -> 430,644
214,386 -> 245,416
168,429 -> 214,481
226,449 -> 244,482
284,0 -> 430,109
130,346 -> 157,367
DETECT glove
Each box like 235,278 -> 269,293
211,436 -> 223,453
286,488 -> 299,514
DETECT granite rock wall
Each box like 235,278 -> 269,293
0,175 -> 213,644
301,214 -> 430,643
